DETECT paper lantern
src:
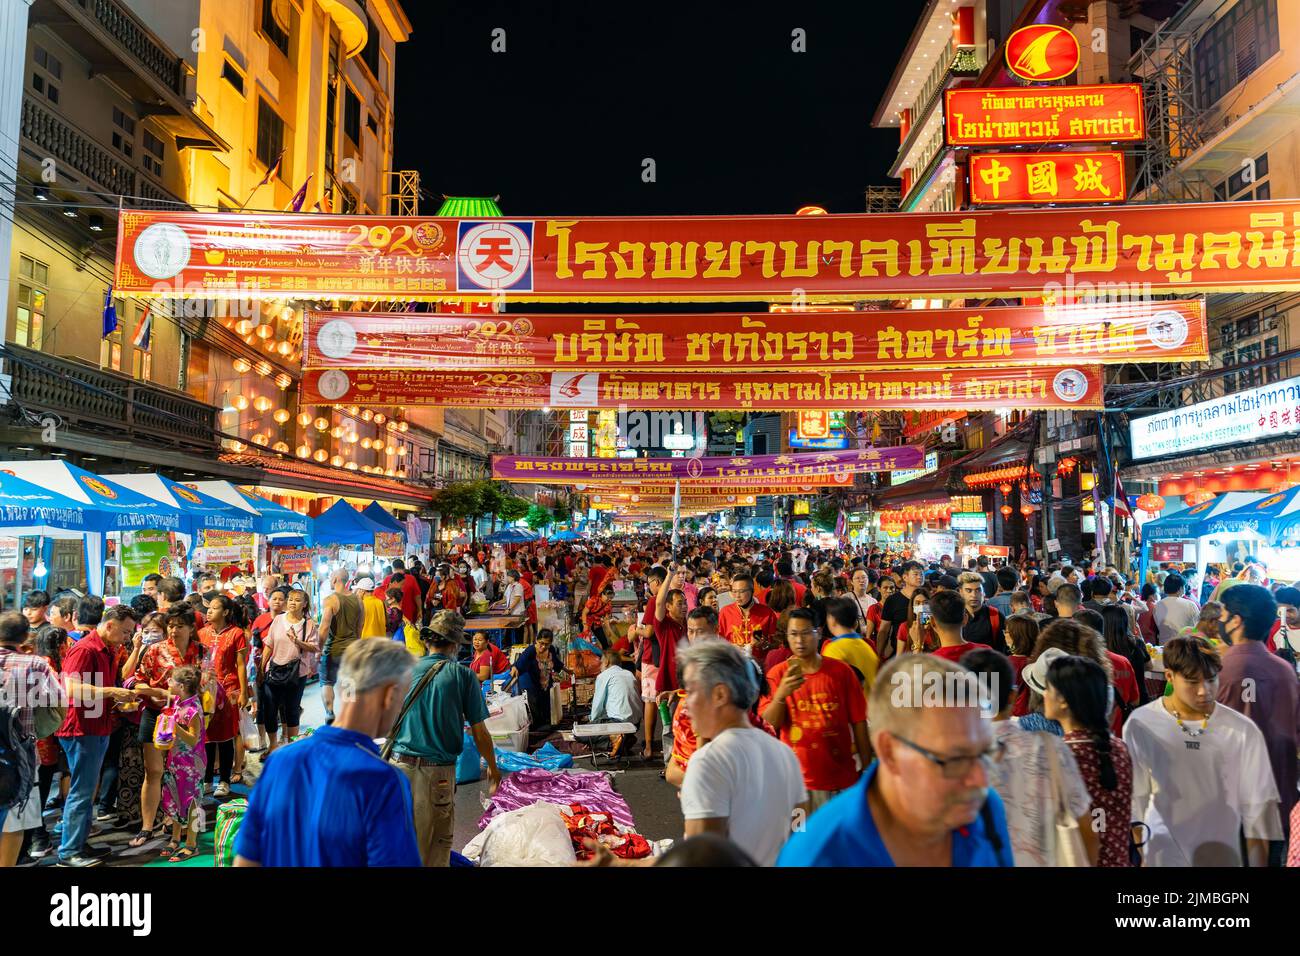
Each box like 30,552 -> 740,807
374,413 -> 386,425
999,483 -> 1013,496
398,421 -> 409,432
251,433 -> 269,446
272,441 -> 290,453
232,357 -> 252,373
228,440 -> 246,453
313,449 -> 329,463
331,425 -> 344,439
1057,457 -> 1078,476
273,409 -> 291,424
345,432 -> 358,444
347,405 -> 360,416
277,341 -> 293,356
314,417 -> 330,431
255,360 -> 273,376
256,323 -> 274,339
1136,493 -> 1166,513
232,395 -> 249,411
1000,505 -> 1014,518
361,409 -> 374,421
296,444 -> 311,458
253,396 -> 272,413
1020,504 -> 1033,517
330,455 -> 344,467
1184,490 -> 1215,506
346,462 -> 359,471
361,438 -> 373,449
297,412 -> 312,426
397,445 -> 407,456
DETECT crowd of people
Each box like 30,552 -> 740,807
2,535 -> 1298,868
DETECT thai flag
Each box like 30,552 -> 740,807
131,306 -> 152,349
286,174 -> 312,212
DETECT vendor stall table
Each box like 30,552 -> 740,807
465,615 -> 526,632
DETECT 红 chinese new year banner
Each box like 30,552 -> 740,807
303,366 -> 1104,411
945,84 -> 1144,146
969,152 -> 1126,206
301,301 -> 1205,372
115,202 -> 1300,301
493,446 -> 925,483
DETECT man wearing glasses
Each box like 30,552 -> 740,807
777,654 -> 1013,866
717,574 -> 777,662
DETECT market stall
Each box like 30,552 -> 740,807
0,460 -> 184,597
0,470 -> 111,609
1137,491 -> 1264,587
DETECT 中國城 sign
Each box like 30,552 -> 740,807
302,301 -> 1207,371
1129,373 -> 1300,460
115,202 -> 1300,302
969,152 -> 1126,206
302,366 -> 1106,411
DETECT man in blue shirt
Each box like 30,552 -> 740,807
778,653 -> 1013,867
235,639 -> 420,867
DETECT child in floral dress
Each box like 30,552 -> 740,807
156,665 -> 207,862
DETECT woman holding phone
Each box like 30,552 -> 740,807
895,587 -> 938,653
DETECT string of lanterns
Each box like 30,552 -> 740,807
964,464 -> 1030,488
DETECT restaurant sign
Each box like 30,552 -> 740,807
970,152 -> 1125,206
946,84 -> 1144,146
1129,373 -> 1300,460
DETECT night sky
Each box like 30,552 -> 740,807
394,1 -> 925,217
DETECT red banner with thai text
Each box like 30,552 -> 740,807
114,202 -> 1300,301
301,301 -> 1205,372
946,84 -> 1144,146
302,365 -> 1104,411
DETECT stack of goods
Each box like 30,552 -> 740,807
477,767 -> 635,830
562,805 -> 652,861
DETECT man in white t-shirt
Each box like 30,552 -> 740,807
678,639 -> 806,866
1123,635 -> 1282,867
1152,573 -> 1201,643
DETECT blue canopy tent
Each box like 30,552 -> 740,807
191,481 -> 313,542
103,473 -> 256,536
551,529 -> 581,541
483,527 -> 535,544
0,461 -> 185,595
362,501 -> 405,533
311,499 -> 391,546
1138,491 -> 1264,587
0,470 -> 99,535
1202,486 -> 1300,540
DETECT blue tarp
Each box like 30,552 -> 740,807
0,460 -> 184,532
362,501 -> 405,533
483,527 -> 537,544
0,470 -> 97,534
1202,486 -> 1300,540
310,499 -> 390,546
551,529 -> 581,540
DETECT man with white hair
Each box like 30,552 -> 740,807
778,653 -> 1014,866
677,639 -> 806,866
234,640 -> 420,867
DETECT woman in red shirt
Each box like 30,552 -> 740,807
1004,614 -> 1040,715
128,606 -> 204,848
895,587 -> 938,653
470,632 -> 510,683
199,594 -> 250,782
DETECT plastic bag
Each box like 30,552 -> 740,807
478,802 -> 576,867
495,742 -> 573,773
455,729 -> 482,784
239,708 -> 260,750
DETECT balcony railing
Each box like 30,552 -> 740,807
21,96 -> 185,206
2,344 -> 221,456
64,0 -> 185,97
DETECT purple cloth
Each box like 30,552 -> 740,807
477,768 -> 635,830
492,446 -> 924,482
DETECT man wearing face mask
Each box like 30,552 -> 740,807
1214,584 -> 1299,867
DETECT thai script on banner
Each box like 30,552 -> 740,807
494,447 -> 925,483
301,302 -> 1206,372
1130,374 -> 1300,460
946,84 -> 1144,145
113,203 -> 1300,301
303,366 -> 1105,411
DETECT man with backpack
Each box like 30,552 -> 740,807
386,610 -> 499,866
0,611 -> 66,867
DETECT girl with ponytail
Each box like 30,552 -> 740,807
1042,655 -> 1135,867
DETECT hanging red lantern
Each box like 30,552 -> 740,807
1020,504 -> 1033,517
1057,457 -> 1078,477
1183,490 -> 1215,507
1136,493 -> 1166,513
999,482 -> 1013,495
1000,505 -> 1014,518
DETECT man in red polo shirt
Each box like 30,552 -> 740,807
717,573 -> 777,661
56,604 -> 141,867
379,559 -> 422,624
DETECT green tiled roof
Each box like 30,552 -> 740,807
434,196 -> 502,217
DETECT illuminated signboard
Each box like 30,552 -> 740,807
951,511 -> 989,532
1129,373 -> 1300,459
787,428 -> 850,451
892,450 -> 940,486
796,411 -> 832,440
969,151 -> 1125,206
945,84 -> 1144,146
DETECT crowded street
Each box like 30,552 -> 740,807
1,0 -> 1299,935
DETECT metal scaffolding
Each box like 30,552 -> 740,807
865,186 -> 901,213
384,170 -> 421,216
1127,12 -> 1212,202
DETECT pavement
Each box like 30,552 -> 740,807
19,674 -> 684,868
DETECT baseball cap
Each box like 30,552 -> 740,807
352,577 -> 375,591
1019,647 -> 1069,695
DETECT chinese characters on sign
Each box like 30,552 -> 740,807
970,152 -> 1126,206
1129,373 -> 1300,459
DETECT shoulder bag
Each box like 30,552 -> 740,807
379,659 -> 449,762
1046,737 -> 1090,867
265,622 -> 303,688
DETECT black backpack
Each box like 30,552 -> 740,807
0,705 -> 36,811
